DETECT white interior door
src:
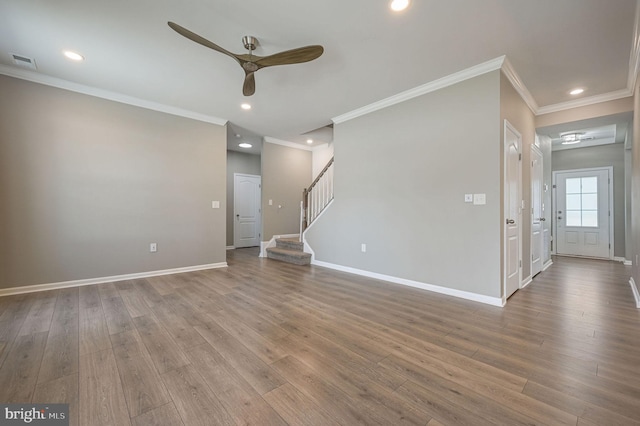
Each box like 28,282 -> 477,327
554,168 -> 611,258
234,174 -> 261,248
531,145 -> 543,277
504,121 -> 521,299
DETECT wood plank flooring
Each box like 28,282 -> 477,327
0,250 -> 639,425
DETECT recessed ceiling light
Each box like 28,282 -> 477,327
241,103 -> 251,110
307,139 -> 313,144
390,0 -> 410,11
569,88 -> 584,95
239,142 -> 252,148
63,50 -> 84,61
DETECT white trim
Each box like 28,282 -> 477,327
263,136 -> 315,151
0,262 -> 227,297
630,277 -> 640,308
226,246 -> 235,250
624,259 -> 633,266
552,167 -> 614,260
501,57 -> 538,113
259,234 -> 299,257
613,256 -> 626,263
542,259 -> 553,271
0,64 -> 227,126
521,275 -> 533,289
332,56 -> 506,124
536,89 -> 632,115
311,260 -> 504,307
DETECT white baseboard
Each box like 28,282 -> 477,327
521,275 -> 533,288
630,277 -> 640,308
624,260 -> 633,266
226,246 -> 235,250
542,259 -> 553,271
0,262 -> 228,297
259,234 -> 300,257
311,260 -> 504,307
613,256 -> 633,265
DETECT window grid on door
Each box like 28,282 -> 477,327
565,176 -> 598,227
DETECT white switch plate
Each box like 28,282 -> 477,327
473,194 -> 486,205
149,243 -> 157,253
361,243 -> 367,253
211,201 -> 220,209
464,194 -> 473,203
269,199 -> 273,206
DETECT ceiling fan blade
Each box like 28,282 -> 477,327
168,21 -> 240,63
255,45 -> 324,67
243,72 -> 256,96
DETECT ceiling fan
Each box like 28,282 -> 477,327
168,21 -> 324,96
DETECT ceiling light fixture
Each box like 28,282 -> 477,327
561,132 -> 584,145
241,103 -> 251,110
569,88 -> 584,95
307,139 -> 313,144
390,0 -> 410,11
63,50 -> 84,61
238,142 -> 252,148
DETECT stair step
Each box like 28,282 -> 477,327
275,237 -> 304,251
266,247 -> 311,266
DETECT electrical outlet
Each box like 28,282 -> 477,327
464,194 -> 473,203
211,201 -> 220,209
150,243 -> 157,253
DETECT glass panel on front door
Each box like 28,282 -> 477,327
565,176 -> 598,227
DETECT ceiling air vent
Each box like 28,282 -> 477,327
11,53 -> 37,70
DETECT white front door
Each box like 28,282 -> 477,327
234,174 -> 261,248
531,145 -> 543,277
504,121 -> 522,299
554,168 -> 611,258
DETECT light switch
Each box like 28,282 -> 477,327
269,199 -> 273,206
211,201 -> 220,209
473,194 -> 486,205
464,194 -> 473,203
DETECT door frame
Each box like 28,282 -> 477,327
530,144 -> 543,277
233,173 -> 262,248
552,166 -> 613,259
503,119 -> 523,302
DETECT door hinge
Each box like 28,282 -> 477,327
519,260 -> 522,267
519,153 -> 522,161
552,184 -> 556,189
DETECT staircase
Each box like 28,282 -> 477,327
266,237 -> 311,266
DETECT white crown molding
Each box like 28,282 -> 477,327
332,56 -> 507,125
0,262 -> 227,297
501,57 -> 539,113
627,0 -> 640,94
536,88 -> 633,115
311,260 -> 504,307
0,64 -> 227,126
263,136 -> 316,151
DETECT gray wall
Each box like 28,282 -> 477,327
0,75 -> 227,289
261,142 -> 312,241
306,71 -> 502,298
552,143 -> 626,258
226,150 -> 261,246
632,78 -> 640,294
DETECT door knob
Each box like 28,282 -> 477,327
236,214 -> 240,220
539,217 -> 546,221
558,216 -> 562,220
506,219 -> 515,225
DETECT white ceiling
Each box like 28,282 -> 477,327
1,0 -> 638,152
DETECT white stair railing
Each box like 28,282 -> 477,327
301,157 -> 334,235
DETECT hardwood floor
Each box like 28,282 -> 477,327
1,250 -> 639,425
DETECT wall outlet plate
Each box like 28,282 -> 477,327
464,194 -> 473,203
150,243 -> 157,253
